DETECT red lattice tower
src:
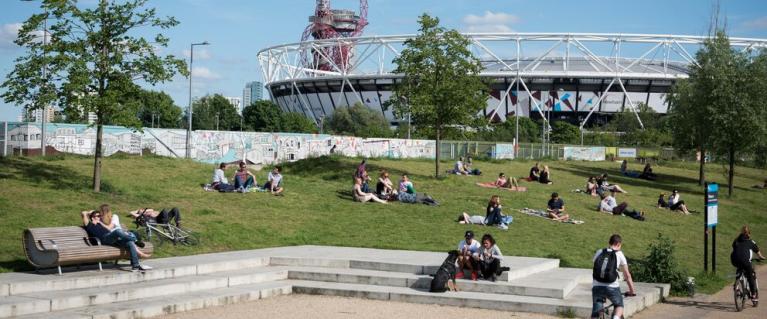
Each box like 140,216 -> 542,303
300,0 -> 368,72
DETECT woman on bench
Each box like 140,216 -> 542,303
81,210 -> 152,271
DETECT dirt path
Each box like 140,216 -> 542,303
633,264 -> 767,319
157,294 -> 559,319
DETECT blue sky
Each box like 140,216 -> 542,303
1,0 -> 766,121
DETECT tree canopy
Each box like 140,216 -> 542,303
388,14 -> 488,176
1,0 -> 187,192
191,94 -> 242,131
135,89 -> 182,128
326,103 -> 391,138
241,100 -> 317,133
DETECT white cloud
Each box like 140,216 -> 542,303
192,66 -> 220,80
0,23 -> 22,50
462,11 -> 519,33
183,48 -> 212,59
743,16 -> 767,29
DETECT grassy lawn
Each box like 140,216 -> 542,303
0,154 -> 765,293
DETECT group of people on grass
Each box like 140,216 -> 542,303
527,162 -> 553,184
451,156 -> 481,175
210,161 -> 284,195
620,160 -> 657,180
352,160 -> 438,205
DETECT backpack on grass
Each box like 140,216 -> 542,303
592,249 -> 619,283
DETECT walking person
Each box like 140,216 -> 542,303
591,234 -> 636,319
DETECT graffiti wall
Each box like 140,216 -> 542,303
563,146 -> 606,161
2,122 -> 437,165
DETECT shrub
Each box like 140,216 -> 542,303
632,233 -> 688,294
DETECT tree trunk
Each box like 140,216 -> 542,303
699,148 -> 705,186
92,122 -> 103,192
728,148 -> 735,197
434,127 -> 441,178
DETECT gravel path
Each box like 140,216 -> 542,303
157,294 -> 559,319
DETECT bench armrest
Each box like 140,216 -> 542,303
39,239 -> 58,250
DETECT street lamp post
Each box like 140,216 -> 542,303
186,41 -> 210,159
23,0 -> 49,156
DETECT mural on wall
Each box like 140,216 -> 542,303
2,122 -> 438,165
494,143 -> 516,160
563,146 -> 606,161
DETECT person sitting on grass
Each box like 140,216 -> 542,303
753,179 -> 767,189
639,163 -> 657,180
528,162 -> 541,181
475,234 -> 510,282
597,174 -> 627,194
376,170 -> 397,199
128,207 -> 182,228
585,176 -> 599,196
211,162 -> 228,190
495,173 -> 520,189
457,230 -> 481,280
599,191 -> 645,221
667,189 -> 691,215
233,161 -> 256,192
81,210 -> 151,271
397,174 -> 416,203
620,160 -> 641,178
355,159 -> 371,193
353,177 -> 387,204
264,166 -> 284,196
539,165 -> 553,184
546,192 -> 570,222
453,157 -> 468,175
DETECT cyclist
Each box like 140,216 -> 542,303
731,225 -> 765,302
591,234 -> 636,319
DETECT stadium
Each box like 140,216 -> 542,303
258,2 -> 767,130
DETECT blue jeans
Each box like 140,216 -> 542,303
485,207 -> 502,225
591,286 -> 624,318
101,229 -> 140,267
234,176 -> 254,189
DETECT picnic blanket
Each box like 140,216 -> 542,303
475,182 -> 527,192
517,208 -> 584,224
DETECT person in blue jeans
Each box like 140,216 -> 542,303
232,161 -> 256,192
81,210 -> 152,271
591,234 -> 636,319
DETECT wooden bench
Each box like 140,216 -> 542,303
23,226 -> 154,275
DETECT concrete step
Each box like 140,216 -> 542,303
289,279 -> 668,318
285,265 -> 584,299
1,255 -> 271,297
12,281 -> 292,319
0,267 -> 288,318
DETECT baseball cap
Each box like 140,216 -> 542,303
464,230 -> 474,238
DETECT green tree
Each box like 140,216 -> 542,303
191,94 -> 242,131
388,14 -> 488,176
136,90 -> 182,128
550,121 -> 580,144
1,0 -> 187,192
242,100 -> 283,132
326,103 -> 391,138
281,112 -> 317,133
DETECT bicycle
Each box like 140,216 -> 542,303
133,215 -> 199,246
733,258 -> 762,312
597,292 -> 635,319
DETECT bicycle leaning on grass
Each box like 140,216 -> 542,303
597,292 -> 635,319
734,258 -> 763,312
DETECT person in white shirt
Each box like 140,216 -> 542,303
264,166 -> 284,195
454,157 -> 468,175
211,163 -> 228,190
456,230 -> 481,280
591,234 -> 636,319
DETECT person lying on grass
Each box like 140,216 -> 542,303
129,207 -> 182,228
753,179 -> 767,189
353,177 -> 387,204
596,173 -> 627,194
599,191 -> 645,221
457,212 -> 486,225
546,192 -> 570,222
476,173 -> 524,191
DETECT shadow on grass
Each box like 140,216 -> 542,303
284,155 -> 436,182
0,259 -> 32,273
0,157 -> 116,193
336,189 -> 353,200
556,163 -> 706,195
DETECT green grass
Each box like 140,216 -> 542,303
0,154 -> 764,294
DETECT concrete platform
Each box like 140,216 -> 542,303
0,245 -> 669,319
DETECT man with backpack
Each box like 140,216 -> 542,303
591,234 -> 636,319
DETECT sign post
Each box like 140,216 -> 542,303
705,183 -> 719,273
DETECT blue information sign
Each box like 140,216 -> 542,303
706,183 -> 718,226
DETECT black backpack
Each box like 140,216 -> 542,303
593,248 -> 619,283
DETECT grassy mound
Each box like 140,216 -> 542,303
0,155 -> 764,293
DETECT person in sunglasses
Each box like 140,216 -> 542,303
80,210 -> 152,271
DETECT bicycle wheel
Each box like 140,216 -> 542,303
735,279 -> 746,311
146,227 -> 171,247
175,228 -> 200,246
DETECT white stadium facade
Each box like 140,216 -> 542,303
257,33 -> 767,129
